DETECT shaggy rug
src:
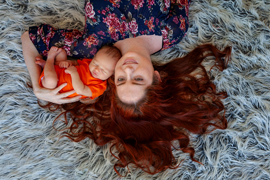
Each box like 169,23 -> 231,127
1,0 -> 270,179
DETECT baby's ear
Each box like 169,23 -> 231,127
154,70 -> 162,82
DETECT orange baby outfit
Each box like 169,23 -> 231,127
39,59 -> 107,99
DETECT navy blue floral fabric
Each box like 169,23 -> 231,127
29,0 -> 190,59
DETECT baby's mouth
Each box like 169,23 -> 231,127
91,71 -> 98,78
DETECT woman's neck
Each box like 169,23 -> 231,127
114,35 -> 162,58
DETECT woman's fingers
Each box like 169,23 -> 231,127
52,83 -> 67,94
58,90 -> 77,99
51,83 -> 81,104
35,83 -> 81,104
57,96 -> 82,104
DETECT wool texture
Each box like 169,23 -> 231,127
0,0 -> 270,179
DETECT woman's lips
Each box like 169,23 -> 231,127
123,59 -> 138,65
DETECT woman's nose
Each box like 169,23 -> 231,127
123,66 -> 134,74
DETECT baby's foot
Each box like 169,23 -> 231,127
47,46 -> 63,60
35,57 -> 46,68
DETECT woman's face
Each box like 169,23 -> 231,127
114,52 -> 154,104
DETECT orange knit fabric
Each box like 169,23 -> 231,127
39,59 -> 107,99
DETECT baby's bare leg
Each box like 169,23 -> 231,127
55,48 -> 67,63
36,48 -> 67,68
42,46 -> 62,89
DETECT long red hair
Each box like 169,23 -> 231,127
48,44 -> 231,176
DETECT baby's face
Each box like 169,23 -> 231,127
89,49 -> 118,80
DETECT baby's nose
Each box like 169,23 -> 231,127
94,67 -> 100,74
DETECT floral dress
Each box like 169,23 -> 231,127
29,0 -> 190,59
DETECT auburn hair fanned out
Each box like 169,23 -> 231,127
48,44 -> 231,176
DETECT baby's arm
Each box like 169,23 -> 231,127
65,66 -> 93,97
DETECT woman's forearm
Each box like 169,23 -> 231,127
21,31 -> 42,92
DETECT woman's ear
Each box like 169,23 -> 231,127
154,70 -> 162,82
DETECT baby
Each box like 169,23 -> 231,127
38,45 -> 121,99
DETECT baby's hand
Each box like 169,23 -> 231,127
57,60 -> 73,68
65,66 -> 78,75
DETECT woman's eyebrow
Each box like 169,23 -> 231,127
132,82 -> 146,85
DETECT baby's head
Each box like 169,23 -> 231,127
89,45 -> 122,80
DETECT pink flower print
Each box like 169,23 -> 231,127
144,17 -> 155,32
62,46 -> 71,56
161,29 -> 168,39
128,19 -> 138,35
45,30 -> 55,48
102,10 -> 106,15
72,29 -> 83,39
179,15 -> 186,31
103,13 -> 121,40
164,0 -> 170,8
185,5 -> 189,16
64,32 -> 74,46
42,50 -> 48,57
74,40 -> 78,47
83,34 -> 99,48
103,13 -> 121,29
173,16 -> 179,24
148,0 -> 154,6
29,33 -> 36,41
110,31 -> 119,41
131,0 -> 145,9
106,7 -> 110,12
97,31 -> 106,36
90,48 -> 97,56
85,2 -> 95,19
121,15 -> 126,20
37,26 -> 43,36
162,39 -> 170,49
110,0 -> 121,8
63,46 -> 72,56
155,18 -> 159,25
120,21 -> 129,36
180,0 -> 188,5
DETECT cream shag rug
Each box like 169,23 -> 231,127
1,0 -> 270,179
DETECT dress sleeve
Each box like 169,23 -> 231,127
29,24 -> 103,59
160,0 -> 190,50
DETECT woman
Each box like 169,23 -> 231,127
21,0 -> 190,104
21,0 -> 231,175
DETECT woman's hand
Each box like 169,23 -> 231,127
34,83 -> 81,104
